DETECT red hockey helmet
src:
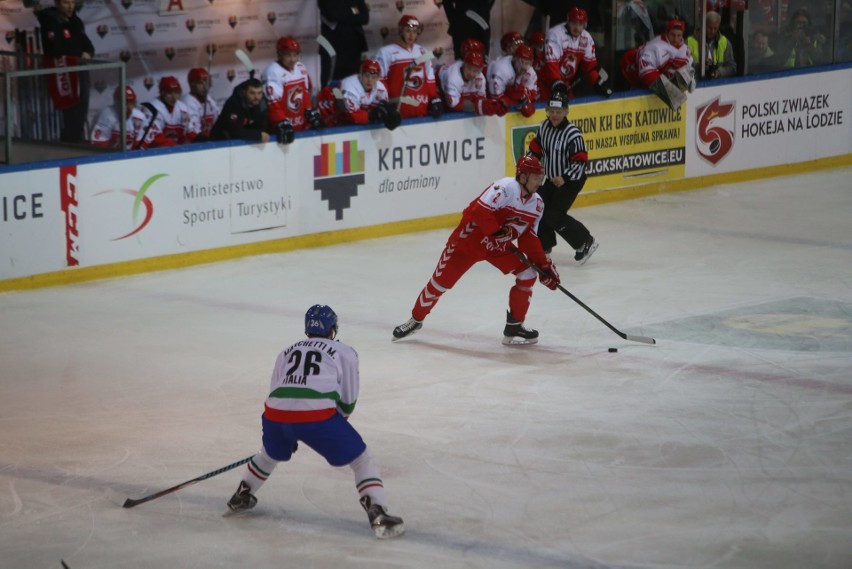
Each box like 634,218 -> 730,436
276,36 -> 301,54
516,155 -> 545,177
501,31 -> 523,53
463,50 -> 485,68
398,15 -> 422,34
460,37 -> 485,59
514,44 -> 534,61
360,58 -> 381,75
567,7 -> 588,24
187,67 -> 209,84
527,31 -> 545,49
666,18 -> 686,32
114,85 -> 137,102
158,75 -> 182,94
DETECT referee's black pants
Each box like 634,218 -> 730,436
537,177 -> 591,253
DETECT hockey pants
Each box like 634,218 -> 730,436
537,178 -> 591,252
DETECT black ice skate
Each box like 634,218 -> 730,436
226,481 -> 257,513
360,495 -> 405,539
574,236 -> 598,265
502,311 -> 539,345
392,317 -> 423,341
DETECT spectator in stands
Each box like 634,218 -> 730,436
182,68 -> 221,141
542,7 -> 613,101
142,76 -> 200,147
210,78 -> 270,143
486,43 -> 538,117
688,11 -> 737,79
318,0 -> 370,86
317,59 -> 400,130
748,29 -> 776,72
262,36 -> 324,136
439,50 -> 504,116
36,0 -> 95,143
621,18 -> 694,109
778,7 -> 828,67
375,15 -> 442,119
90,86 -> 153,150
441,1 -> 493,59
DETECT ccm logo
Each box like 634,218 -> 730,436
60,166 -> 80,266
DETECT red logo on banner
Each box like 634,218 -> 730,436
96,24 -> 108,38
267,12 -> 277,25
695,97 -> 735,165
186,19 -> 196,33
245,39 -> 256,53
144,76 -> 155,90
228,15 -> 238,29
164,47 -> 176,61
60,166 -> 80,267
145,22 -> 155,36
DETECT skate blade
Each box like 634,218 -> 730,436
374,523 -> 406,539
502,336 -> 539,346
577,241 -> 599,265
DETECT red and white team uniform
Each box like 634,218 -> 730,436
338,73 -> 390,124
622,33 -> 694,88
438,60 -> 486,112
144,98 -> 200,146
261,60 -> 313,130
182,93 -> 221,138
542,24 -> 601,96
375,42 -> 438,118
410,176 -> 548,324
90,106 -> 153,149
486,54 -> 539,104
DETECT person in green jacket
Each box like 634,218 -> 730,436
687,11 -> 737,80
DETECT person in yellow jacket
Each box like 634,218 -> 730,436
687,11 -> 736,79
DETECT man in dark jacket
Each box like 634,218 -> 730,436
319,0 -> 370,86
36,0 -> 95,143
210,78 -> 270,143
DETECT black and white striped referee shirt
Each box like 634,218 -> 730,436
529,118 -> 588,181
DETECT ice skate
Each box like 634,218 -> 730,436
226,481 -> 257,513
360,495 -> 405,539
574,236 -> 598,265
502,312 -> 539,345
392,317 -> 422,341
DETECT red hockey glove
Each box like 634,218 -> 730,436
519,101 -> 535,117
505,82 -> 527,103
476,98 -> 501,116
537,260 -> 560,290
481,226 -> 517,253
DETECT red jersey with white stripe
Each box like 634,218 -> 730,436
375,42 -> 437,118
453,176 -> 547,266
145,98 -> 200,146
90,106 -> 152,149
182,93 -> 221,138
261,60 -> 313,130
543,25 -> 600,87
438,60 -> 486,111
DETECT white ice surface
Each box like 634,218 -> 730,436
1,167 -> 851,569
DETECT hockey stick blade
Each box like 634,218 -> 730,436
120,456 -> 253,508
509,247 -> 656,345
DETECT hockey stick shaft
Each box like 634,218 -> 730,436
121,455 -> 253,508
509,247 -> 656,345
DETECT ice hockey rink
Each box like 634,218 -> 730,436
2,166 -> 851,569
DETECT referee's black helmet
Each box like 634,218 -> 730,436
547,90 -> 570,110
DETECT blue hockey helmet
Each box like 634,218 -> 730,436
305,304 -> 338,338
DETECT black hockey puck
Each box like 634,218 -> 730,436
608,348 -> 618,353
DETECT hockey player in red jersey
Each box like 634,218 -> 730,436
142,76 -> 200,147
317,59 -> 400,129
542,7 -> 613,101
375,15 -> 442,119
261,36 -> 324,135
392,156 -> 560,345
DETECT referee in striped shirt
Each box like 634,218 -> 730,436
527,88 -> 598,264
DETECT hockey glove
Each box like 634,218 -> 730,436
428,98 -> 444,118
276,120 -> 295,145
504,83 -> 527,104
519,101 -> 536,117
383,106 -> 402,131
537,260 -> 560,290
305,108 -> 325,130
475,98 -> 501,116
368,102 -> 388,124
594,70 -> 613,98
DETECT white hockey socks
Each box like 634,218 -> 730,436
349,448 -> 388,507
241,447 -> 279,493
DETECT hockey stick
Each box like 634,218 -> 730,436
119,455 -> 253,508
509,246 -> 656,345
134,102 -> 159,150
235,49 -> 255,78
317,35 -> 336,83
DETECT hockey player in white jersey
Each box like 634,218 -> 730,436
621,18 -> 695,110
438,50 -> 504,116
392,156 -> 560,345
261,36 -> 324,136
375,15 -> 442,119
182,68 -> 221,140
486,43 -> 538,117
317,59 -> 400,129
227,305 -> 405,539
90,85 -> 154,150
542,7 -> 613,101
142,76 -> 201,147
